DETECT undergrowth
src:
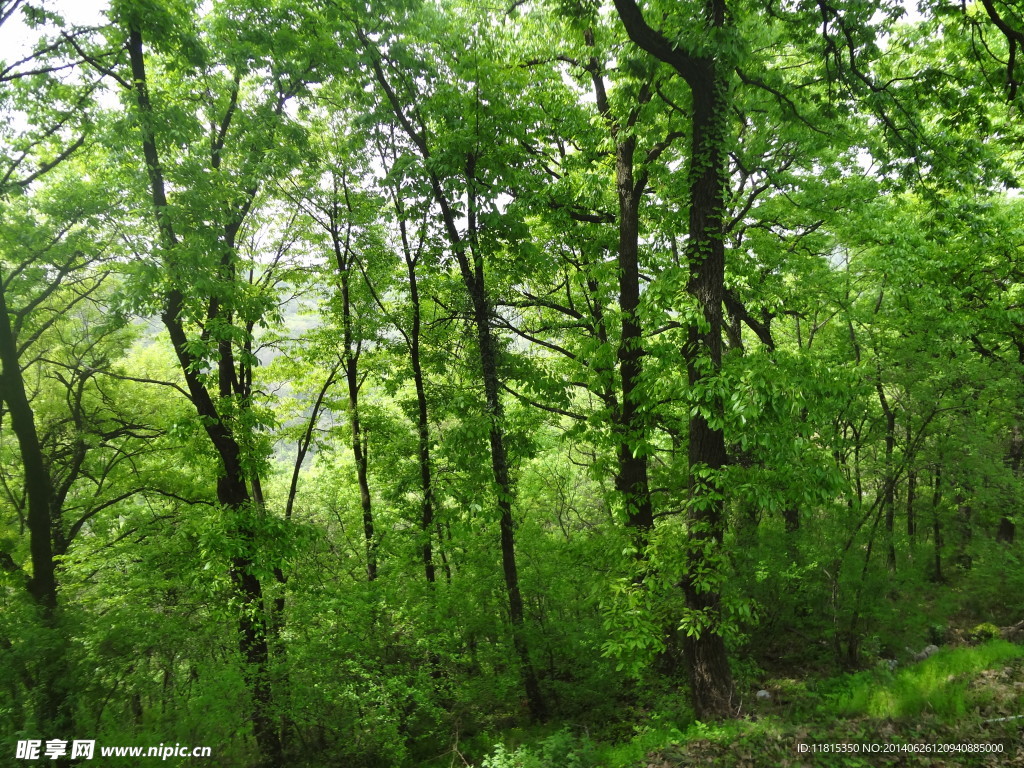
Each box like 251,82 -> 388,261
461,641 -> 1024,768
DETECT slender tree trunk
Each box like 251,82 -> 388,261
906,469 -> 917,542
905,422 -> 916,544
876,383 -> 897,570
126,28 -> 282,765
583,31 -> 654,538
346,347 -> 376,582
437,522 -> 453,585
361,43 -> 545,719
328,185 -> 376,582
460,259 -> 545,717
390,195 -> 437,584
931,466 -> 944,582
0,280 -> 68,735
465,159 -> 546,721
163,305 -> 282,766
408,256 -> 436,583
955,493 -> 973,569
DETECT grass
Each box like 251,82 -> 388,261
830,640 -> 1024,719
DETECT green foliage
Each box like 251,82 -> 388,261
481,729 -> 594,768
961,543 -> 1024,626
3,0 -> 1024,765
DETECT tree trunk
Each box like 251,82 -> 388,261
361,42 -> 546,720
931,466 -> 944,582
126,27 -> 282,765
582,29 -> 654,538
613,134 -> 655,535
680,55 -> 735,725
905,422 -> 916,543
164,304 -> 283,767
876,382 -> 897,570
346,347 -> 376,582
954,493 -> 973,569
997,425 -> 1021,544
466,160 -> 546,721
393,198 -> 437,584
329,183 -> 378,583
0,280 -> 68,735
408,255 -> 436,583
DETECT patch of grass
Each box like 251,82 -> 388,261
830,640 -> 1024,719
589,724 -> 683,768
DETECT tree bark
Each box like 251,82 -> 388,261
400,213 -> 437,584
344,272 -> 376,582
581,34 -> 655,535
327,179 -> 378,582
582,30 -> 655,537
681,73 -> 734,718
465,156 -> 547,721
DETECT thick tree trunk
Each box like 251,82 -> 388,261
681,66 -> 735,724
0,286 -> 56,613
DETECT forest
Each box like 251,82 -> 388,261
1,0 -> 1023,765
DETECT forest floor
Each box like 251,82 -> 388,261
468,640 -> 1024,768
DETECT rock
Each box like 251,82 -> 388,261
756,689 -> 771,702
880,658 -> 898,672
913,644 -> 940,662
1000,620 -> 1024,643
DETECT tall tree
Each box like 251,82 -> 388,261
112,0 -> 329,759
351,2 -> 548,718
0,0 -> 103,733
611,0 -> 735,718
